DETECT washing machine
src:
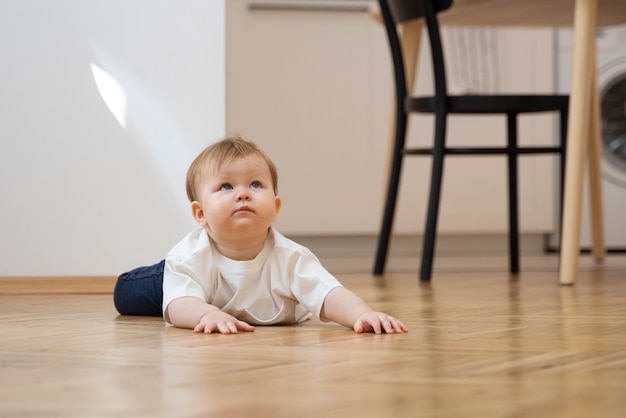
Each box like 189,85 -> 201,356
554,25 -> 626,250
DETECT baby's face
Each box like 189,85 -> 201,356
192,154 -> 281,239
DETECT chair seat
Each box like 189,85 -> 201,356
407,94 -> 569,114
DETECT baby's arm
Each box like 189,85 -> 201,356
165,296 -> 255,334
320,287 -> 408,334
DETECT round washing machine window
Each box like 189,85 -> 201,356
600,57 -> 626,188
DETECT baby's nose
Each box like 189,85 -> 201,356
236,189 -> 251,200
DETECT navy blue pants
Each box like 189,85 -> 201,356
113,260 -> 165,316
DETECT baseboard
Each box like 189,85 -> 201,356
0,276 -> 116,294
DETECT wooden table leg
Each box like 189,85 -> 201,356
587,48 -> 606,262
559,0 -> 598,285
402,20 -> 423,95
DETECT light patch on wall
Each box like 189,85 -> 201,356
88,42 -> 197,216
91,63 -> 127,129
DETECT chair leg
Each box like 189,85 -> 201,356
507,113 -> 520,274
420,112 -> 447,281
557,109 -> 568,249
373,112 -> 408,275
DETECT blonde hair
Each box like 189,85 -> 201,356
186,137 -> 278,202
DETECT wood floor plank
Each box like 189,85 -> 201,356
1,254 -> 625,417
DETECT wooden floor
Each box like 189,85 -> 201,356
1,254 -> 626,417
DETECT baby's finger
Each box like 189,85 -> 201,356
195,322 -> 217,334
371,319 -> 383,334
236,320 -> 256,332
388,318 -> 408,333
397,321 -> 409,333
194,323 -> 210,333
380,317 -> 396,334
216,322 -> 234,334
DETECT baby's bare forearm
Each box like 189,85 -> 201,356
320,287 -> 373,329
165,296 -> 221,329
320,287 -> 408,334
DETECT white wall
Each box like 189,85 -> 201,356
0,0 -> 225,276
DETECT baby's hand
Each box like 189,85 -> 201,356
353,311 -> 408,334
194,310 -> 255,334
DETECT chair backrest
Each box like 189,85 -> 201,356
379,0 -> 452,107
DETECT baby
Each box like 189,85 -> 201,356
114,137 -> 407,335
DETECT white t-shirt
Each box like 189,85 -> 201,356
162,227 -> 343,325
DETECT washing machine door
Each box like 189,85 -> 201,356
600,58 -> 626,188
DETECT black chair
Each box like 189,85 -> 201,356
373,0 -> 569,280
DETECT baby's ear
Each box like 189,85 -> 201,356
191,201 -> 208,227
274,196 -> 282,217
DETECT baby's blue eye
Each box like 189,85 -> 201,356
220,183 -> 233,191
250,181 -> 261,189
